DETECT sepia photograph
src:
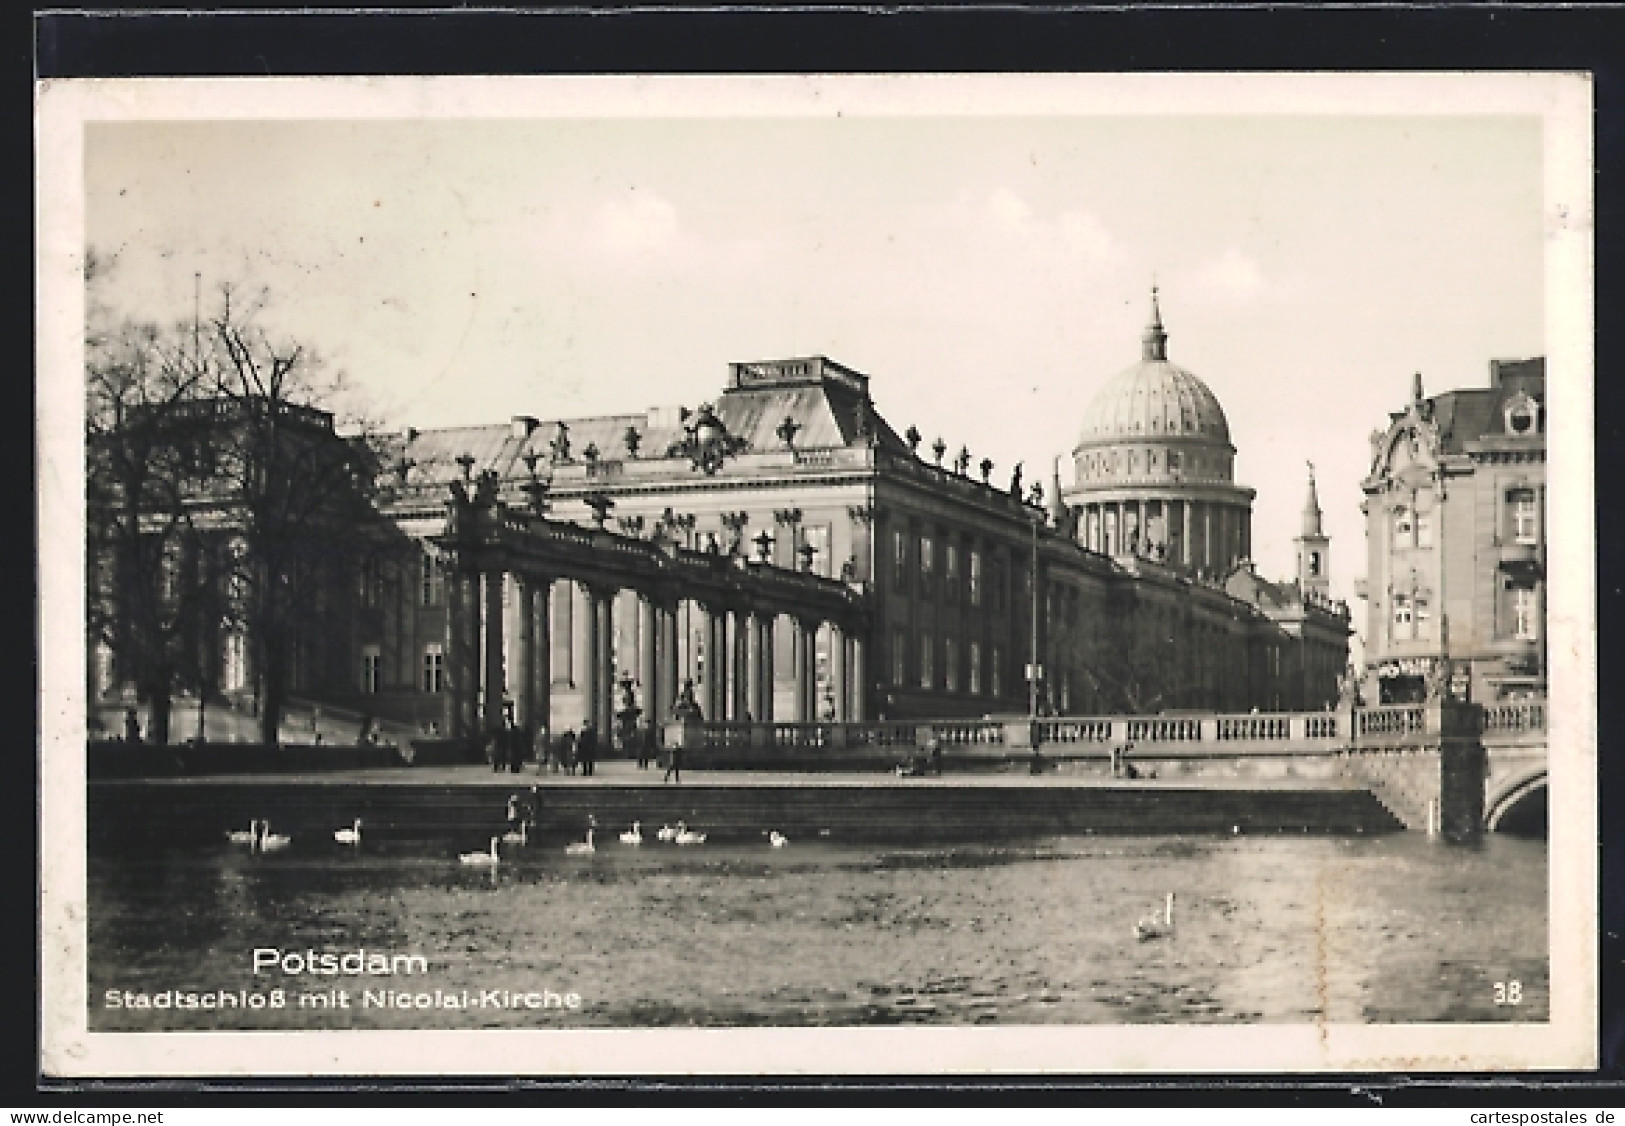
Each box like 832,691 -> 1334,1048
36,72 -> 1595,1076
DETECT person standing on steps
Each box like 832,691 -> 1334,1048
578,723 -> 598,777
663,742 -> 683,784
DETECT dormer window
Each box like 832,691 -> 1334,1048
1504,392 -> 1541,436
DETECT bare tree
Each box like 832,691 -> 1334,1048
87,263 -> 390,746
201,284 -> 390,745
85,253 -> 215,745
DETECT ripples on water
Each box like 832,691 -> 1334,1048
88,833 -> 1547,1030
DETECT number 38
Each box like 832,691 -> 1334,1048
1494,981 -> 1523,1004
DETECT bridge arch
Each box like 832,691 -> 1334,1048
1486,768 -> 1547,836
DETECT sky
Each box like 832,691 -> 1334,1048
82,99 -> 1548,622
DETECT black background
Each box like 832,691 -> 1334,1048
22,3 -> 1625,1108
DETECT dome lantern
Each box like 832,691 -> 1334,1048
1141,285 -> 1168,363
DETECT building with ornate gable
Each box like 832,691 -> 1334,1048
1357,358 -> 1546,705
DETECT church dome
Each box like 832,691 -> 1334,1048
1075,290 -> 1232,448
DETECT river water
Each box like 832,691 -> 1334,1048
87,831 -> 1547,1030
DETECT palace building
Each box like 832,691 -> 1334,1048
91,291 -> 1352,742
1357,358 -> 1546,705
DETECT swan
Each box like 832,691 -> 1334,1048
1134,893 -> 1175,941
656,824 -> 677,842
227,820 -> 261,845
619,821 -> 642,846
675,823 -> 707,846
333,819 -> 362,845
501,821 -> 528,845
257,822 -> 291,852
459,837 -> 501,866
565,827 -> 596,855
768,831 -> 789,848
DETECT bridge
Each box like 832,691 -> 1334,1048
663,696 -> 1547,836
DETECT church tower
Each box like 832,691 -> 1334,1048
1295,464 -> 1331,600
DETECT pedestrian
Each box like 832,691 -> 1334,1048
489,726 -> 506,772
533,726 -> 551,775
123,707 -> 142,745
930,737 -> 944,777
663,742 -> 683,785
636,726 -> 653,770
578,723 -> 597,777
560,729 -> 578,776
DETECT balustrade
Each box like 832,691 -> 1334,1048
1484,701 -> 1546,734
1355,705 -> 1426,738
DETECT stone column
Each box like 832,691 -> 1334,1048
638,595 -> 658,733
759,613 -> 776,724
850,633 -> 868,721
1182,500 -> 1193,566
444,567 -> 475,739
550,578 -> 572,687
657,603 -> 678,723
795,619 -> 819,722
830,622 -> 849,721
579,583 -> 599,738
515,575 -> 535,732
747,612 -> 765,723
482,570 -> 506,735
594,588 -> 614,737
1203,504 -> 1213,572
732,607 -> 750,720
531,578 -> 551,746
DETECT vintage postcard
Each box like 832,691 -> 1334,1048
36,72 -> 1596,1077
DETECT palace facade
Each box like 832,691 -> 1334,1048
1357,358 -> 1547,705
91,292 -> 1352,740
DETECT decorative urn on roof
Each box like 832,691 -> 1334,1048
670,402 -> 749,475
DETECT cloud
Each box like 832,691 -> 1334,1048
1058,210 -> 1122,267
594,191 -> 680,254
1193,248 -> 1268,302
974,190 -> 1123,269
988,187 -> 1033,231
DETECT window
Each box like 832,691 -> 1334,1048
992,560 -> 1006,613
1512,490 -> 1539,545
222,632 -> 247,692
919,535 -> 935,595
1416,510 -> 1433,549
892,530 -> 908,592
1415,596 -> 1432,640
1393,505 -> 1412,544
1308,550 -> 1322,578
944,636 -> 958,692
944,545 -> 959,604
991,646 -> 1003,698
891,628 -> 907,687
423,643 -> 445,693
804,525 -> 830,576
1513,587 -> 1539,640
969,642 -> 982,695
421,553 -> 443,607
1168,450 -> 1181,473
919,631 -> 934,689
969,550 -> 983,606
1392,596 -> 1413,638
362,645 -> 382,694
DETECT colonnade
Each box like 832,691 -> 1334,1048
441,566 -> 868,746
1077,497 -> 1250,573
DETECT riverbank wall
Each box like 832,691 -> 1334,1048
87,774 -> 1403,848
